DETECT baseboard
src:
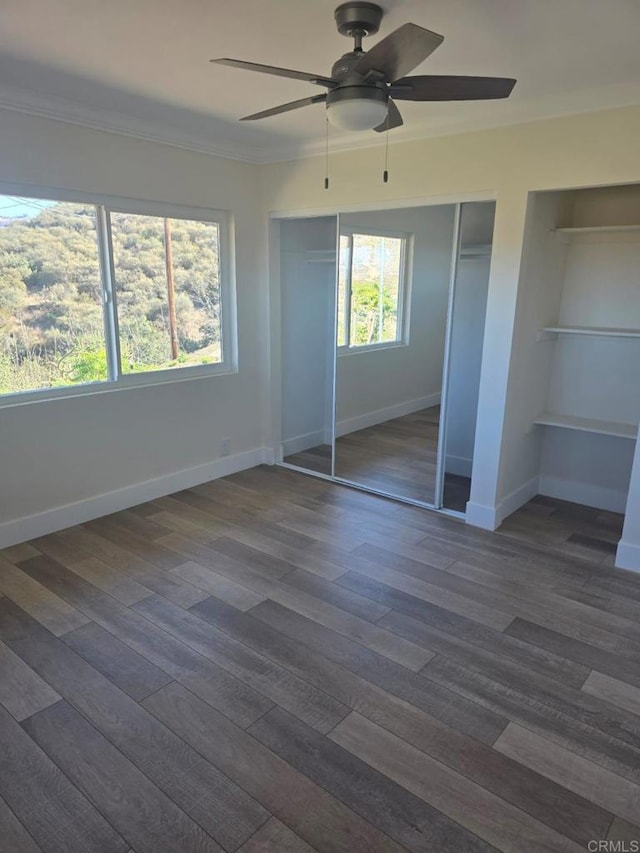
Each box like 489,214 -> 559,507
538,475 -> 628,514
0,447 -> 273,549
464,501 -> 499,530
336,392 -> 441,438
465,476 -> 539,531
281,430 -> 326,457
445,454 -> 473,478
615,540 -> 640,573
497,476 -> 540,524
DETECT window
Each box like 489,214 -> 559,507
0,192 -> 232,400
110,213 -> 222,374
337,231 -> 408,349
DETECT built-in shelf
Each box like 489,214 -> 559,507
533,412 -> 638,440
553,224 -> 640,234
542,325 -> 640,339
305,249 -> 337,264
459,243 -> 492,258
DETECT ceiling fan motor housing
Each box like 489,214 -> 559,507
334,2 -> 383,37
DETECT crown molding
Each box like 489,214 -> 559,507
0,82 -> 270,164
0,79 -> 638,167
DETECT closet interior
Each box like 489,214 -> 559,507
515,183 -> 640,546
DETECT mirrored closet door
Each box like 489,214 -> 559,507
279,215 -> 337,477
333,205 -> 457,505
277,201 -> 495,517
438,201 -> 496,511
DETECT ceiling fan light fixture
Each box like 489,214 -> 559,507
326,86 -> 388,131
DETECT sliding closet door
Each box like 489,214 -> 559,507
333,205 -> 456,505
438,201 -> 495,512
279,216 -> 338,477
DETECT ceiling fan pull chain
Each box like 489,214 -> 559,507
383,116 -> 390,183
324,116 -> 330,189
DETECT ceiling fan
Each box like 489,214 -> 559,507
211,2 -> 516,133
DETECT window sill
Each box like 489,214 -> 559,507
337,341 -> 408,357
0,362 -> 237,409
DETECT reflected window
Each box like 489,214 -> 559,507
337,231 -> 407,349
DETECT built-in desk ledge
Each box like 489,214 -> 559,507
533,412 -> 638,440
539,326 -> 640,340
552,224 -> 640,234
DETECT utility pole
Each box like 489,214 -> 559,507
164,217 -> 179,361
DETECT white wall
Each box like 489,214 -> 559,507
335,205 -> 455,433
279,216 -> 336,454
0,109 -> 268,546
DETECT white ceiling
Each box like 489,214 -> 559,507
1,0 -> 639,163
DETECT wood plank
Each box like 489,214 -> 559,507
0,701 -> 127,853
134,594 -> 349,733
52,527 -> 209,608
143,682 -> 406,853
607,817 -> 640,843
495,722 -> 640,826
505,618 -> 640,688
84,517 -> 184,570
330,712 -> 584,853
0,599 -> 269,852
326,555 -> 512,631
191,596 -> 610,846
0,543 -> 40,564
282,568 -> 391,622
0,556 -> 88,636
23,700 -> 223,853
339,571 -> 588,687
164,535 -> 432,671
62,621 -> 173,701
422,655 -> 640,785
171,560 -> 266,611
15,555 -> 274,727
62,557 -> 152,606
249,705 -> 497,853
248,599 -> 507,745
238,817 -> 317,853
0,795 -> 43,853
0,639 -> 60,721
582,670 -> 640,717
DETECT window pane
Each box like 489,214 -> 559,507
350,233 -> 403,347
337,234 -> 350,347
110,213 -> 222,374
0,195 -> 106,395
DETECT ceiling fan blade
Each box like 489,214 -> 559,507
211,58 -> 336,88
241,94 -> 327,121
390,75 -> 517,101
373,99 -> 403,132
354,23 -> 444,83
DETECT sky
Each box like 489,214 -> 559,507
0,195 -> 57,219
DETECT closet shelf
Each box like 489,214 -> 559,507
553,224 -> 640,234
459,243 -> 492,258
533,413 -> 638,440
542,325 -> 640,338
305,250 -> 337,264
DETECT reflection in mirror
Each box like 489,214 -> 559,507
334,205 -> 456,504
440,201 -> 496,512
280,216 -> 337,476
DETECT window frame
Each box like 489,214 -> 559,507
337,225 -> 411,355
0,183 -> 236,408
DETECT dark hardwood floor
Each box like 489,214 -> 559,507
0,465 -> 639,852
284,407 -> 472,511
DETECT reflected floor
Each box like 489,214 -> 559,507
283,444 -> 332,476
286,408 -> 471,511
